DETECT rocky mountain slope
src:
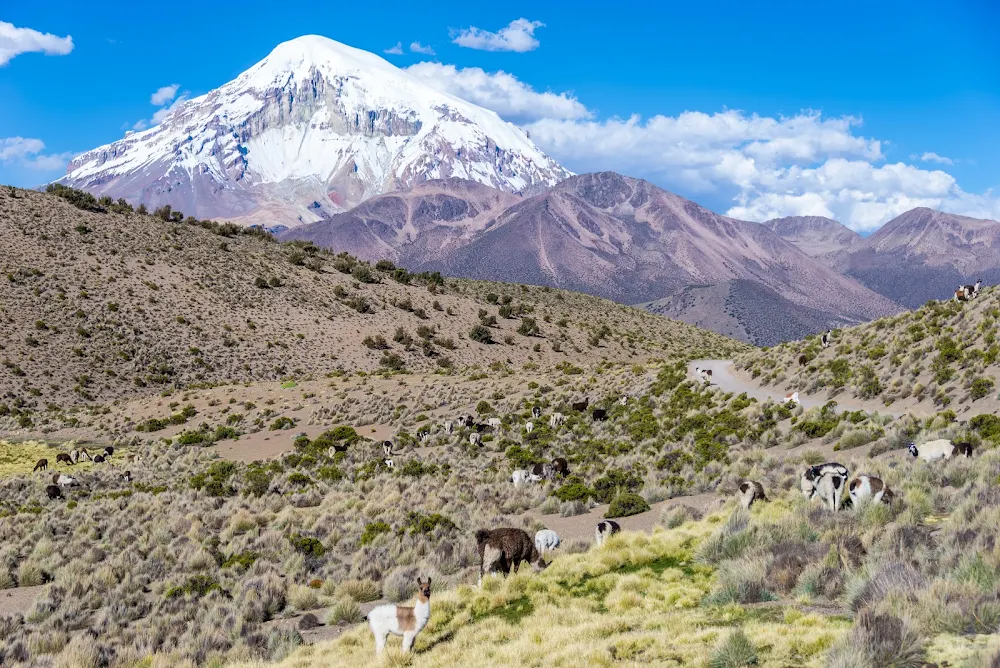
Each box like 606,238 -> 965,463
764,215 -> 860,261
0,185 -> 742,411
284,172 -> 903,345
56,36 -> 569,229
828,208 -> 1000,308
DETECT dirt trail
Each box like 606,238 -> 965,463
688,359 -> 904,417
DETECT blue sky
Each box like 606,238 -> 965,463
1,0 -> 997,230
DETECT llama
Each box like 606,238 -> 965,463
813,472 -> 846,512
618,396 -> 629,406
955,288 -> 969,302
487,417 -> 502,430
384,458 -> 394,469
103,446 -> 114,459
366,577 -> 432,655
738,481 -> 767,509
70,448 -> 91,464
120,471 -> 132,483
534,529 -> 560,555
551,457 -> 570,478
821,329 -> 832,348
469,432 -> 482,446
511,469 -> 540,488
592,409 -> 608,422
848,475 -> 893,506
33,458 -> 48,472
55,453 -> 73,466
783,391 -> 800,405
908,439 -> 973,462
549,413 -> 566,428
571,398 -> 589,412
798,354 -> 808,367
93,455 -> 106,464
524,421 -> 534,434
383,441 -> 393,458
456,416 -> 468,428
530,463 -> 554,480
960,279 -> 984,299
444,421 -> 454,435
476,528 -> 546,585
52,473 -> 78,488
800,463 -> 849,500
45,485 -> 63,500
595,520 -> 621,546
532,406 -> 542,419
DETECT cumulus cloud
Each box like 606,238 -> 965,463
0,21 -> 73,66
0,136 -> 73,171
384,42 -> 404,55
150,84 -> 180,106
409,42 -> 435,55
520,109 -> 996,232
452,18 -> 544,52
405,62 -> 590,122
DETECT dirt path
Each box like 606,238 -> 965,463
688,359 -> 903,417
0,585 -> 47,618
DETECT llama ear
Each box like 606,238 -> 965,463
426,577 -> 431,586
416,577 -> 424,585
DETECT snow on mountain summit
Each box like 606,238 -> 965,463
58,35 -> 571,227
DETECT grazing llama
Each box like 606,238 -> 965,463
595,520 -> 621,546
366,577 -> 432,655
738,481 -> 767,509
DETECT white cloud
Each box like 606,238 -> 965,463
150,84 -> 180,106
914,151 -> 954,165
0,136 -> 73,171
409,42 -> 435,55
384,42 -> 404,55
405,62 -> 590,122
0,21 -> 73,66
151,94 -> 188,125
452,18 -> 544,52
520,109 -> 997,232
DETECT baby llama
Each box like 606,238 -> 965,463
367,577 -> 432,655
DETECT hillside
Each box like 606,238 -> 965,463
0,186 -> 742,417
284,172 -> 903,345
56,36 -> 569,228
735,286 -> 1000,416
830,208 -> 1000,308
763,215 -> 860,262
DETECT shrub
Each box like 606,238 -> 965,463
554,483 -> 592,503
403,512 -> 456,535
709,629 -> 758,668
517,317 -> 540,336
360,521 -> 392,546
469,324 -> 493,344
379,353 -> 405,371
592,469 -> 643,504
971,377 -> 995,400
351,264 -> 377,283
606,492 -> 650,518
363,335 -> 389,350
270,416 -> 295,431
327,598 -> 363,624
337,579 -> 381,603
288,533 -> 326,557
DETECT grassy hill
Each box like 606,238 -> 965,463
0,186 -> 742,415
734,288 -> 1000,415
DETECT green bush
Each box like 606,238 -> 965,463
288,533 -> 326,557
469,324 -> 493,344
317,465 -> 344,482
222,551 -> 260,570
270,416 -> 295,431
606,492 -> 650,518
554,483 -> 592,503
517,317 -> 540,336
971,377 -> 995,401
403,512 -> 456,535
505,444 -> 539,469
592,469 -> 643,504
360,521 -> 392,546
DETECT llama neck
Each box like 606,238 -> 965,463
413,597 -> 430,629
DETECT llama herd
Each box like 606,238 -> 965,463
29,446 -> 132,501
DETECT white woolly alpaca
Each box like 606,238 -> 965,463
367,578 -> 431,655
549,413 -> 566,428
487,417 -> 502,429
534,529 -> 560,554
469,432 -> 482,446
524,421 -> 534,434
908,439 -> 972,462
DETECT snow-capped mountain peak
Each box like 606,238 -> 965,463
58,35 -> 571,227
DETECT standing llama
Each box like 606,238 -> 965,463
366,577 -> 432,655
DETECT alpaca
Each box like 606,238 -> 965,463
103,446 -> 114,458
800,463 -> 849,500
366,578 -> 432,655
908,439 -> 973,462
798,354 -> 808,367
93,455 -> 105,464
595,520 -> 621,546
848,475 -> 893,506
70,449 -> 91,464
469,432 -> 482,446
45,485 -> 63,500
444,421 -> 454,435
738,481 -> 767,509
382,441 -> 393,458
476,528 -> 546,585
592,409 -> 608,421
534,529 -> 560,555
487,417 -> 502,429
532,406 -> 542,419
524,421 -> 534,434
33,458 -> 48,472
52,473 -> 78,487
530,463 -> 554,480
549,413 -> 566,428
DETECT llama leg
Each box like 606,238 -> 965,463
374,629 -> 387,654
402,632 -> 415,653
